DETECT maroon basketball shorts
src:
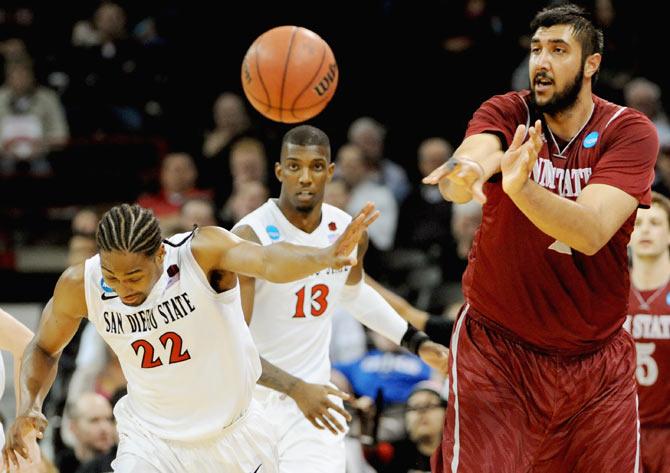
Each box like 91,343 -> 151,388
432,304 -> 640,473
640,426 -> 670,473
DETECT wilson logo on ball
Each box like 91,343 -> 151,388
314,63 -> 338,97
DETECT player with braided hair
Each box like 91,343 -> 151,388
3,202 -> 378,473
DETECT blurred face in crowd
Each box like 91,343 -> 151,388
70,393 -> 116,455
68,235 -> 97,266
418,139 -> 451,178
529,24 -> 589,115
452,203 -> 483,259
336,144 -> 367,189
73,209 -> 99,236
277,143 -> 333,213
94,2 -> 127,41
626,85 -> 660,119
324,180 -> 350,211
160,153 -> 197,194
349,125 -> 383,163
656,147 -> 670,186
231,145 -> 267,184
214,93 -> 249,131
630,204 -> 670,259
230,181 -> 269,222
405,391 -> 445,446
6,63 -> 35,96
180,199 -> 217,229
100,246 -> 165,306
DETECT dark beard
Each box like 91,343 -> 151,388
530,63 -> 584,116
295,204 -> 314,213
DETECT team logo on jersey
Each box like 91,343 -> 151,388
266,225 -> 280,241
583,131 -> 598,148
328,221 -> 337,231
100,278 -> 114,293
166,264 -> 180,289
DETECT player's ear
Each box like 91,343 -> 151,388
275,161 -> 283,182
155,244 -> 166,265
584,53 -> 601,80
327,162 -> 335,182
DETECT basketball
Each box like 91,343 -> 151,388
241,26 -> 338,123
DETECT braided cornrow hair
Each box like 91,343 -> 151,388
96,204 -> 162,256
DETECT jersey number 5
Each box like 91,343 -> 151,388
292,284 -> 330,318
635,342 -> 658,386
131,332 -> 192,369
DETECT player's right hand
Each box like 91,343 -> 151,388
423,157 -> 487,204
2,409 -> 47,470
326,202 -> 379,268
289,381 -> 353,435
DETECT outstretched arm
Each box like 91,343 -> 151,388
3,265 -> 86,468
193,203 -> 379,283
423,133 -> 504,204
502,121 -> 639,255
342,234 -> 449,374
0,308 -> 34,412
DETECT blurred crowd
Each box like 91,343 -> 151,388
1,0 -> 669,471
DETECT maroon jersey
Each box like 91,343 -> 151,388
625,281 -> 670,426
462,91 -> 658,354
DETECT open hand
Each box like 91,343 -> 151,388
501,120 -> 543,196
423,157 -> 487,204
327,202 -> 379,269
2,409 -> 47,470
289,380 -> 352,435
418,341 -> 450,375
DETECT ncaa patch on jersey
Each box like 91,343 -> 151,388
266,225 -> 280,241
100,278 -> 114,293
583,131 -> 598,148
666,292 -> 670,306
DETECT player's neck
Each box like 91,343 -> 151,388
543,91 -> 594,141
276,197 -> 323,233
631,251 -> 670,290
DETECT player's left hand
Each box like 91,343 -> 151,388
418,341 -> 450,375
501,120 -> 543,196
325,202 -> 379,269
288,380 -> 353,435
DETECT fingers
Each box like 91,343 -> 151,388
307,416 -> 325,431
471,178 -> 487,205
508,124 -> 526,152
422,159 -> 458,184
326,399 -> 353,423
322,410 -> 344,434
326,385 -> 351,401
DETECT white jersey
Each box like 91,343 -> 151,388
234,199 -> 354,384
83,231 -> 261,441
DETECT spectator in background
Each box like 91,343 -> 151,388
451,200 -> 482,261
624,78 -> 670,145
348,117 -> 411,203
56,393 -> 116,473
175,197 -> 217,233
653,141 -> 670,197
396,138 -> 463,281
324,177 -> 350,212
0,57 -> 69,175
137,152 -> 212,233
337,143 -> 397,250
367,380 -> 447,473
229,137 -> 268,187
220,180 -> 269,228
201,92 -> 256,206
69,1 -> 147,133
67,208 -> 99,266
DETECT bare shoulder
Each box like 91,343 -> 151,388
231,224 -> 261,244
54,263 -> 88,318
190,226 -> 240,271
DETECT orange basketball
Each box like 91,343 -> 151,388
241,26 -> 338,123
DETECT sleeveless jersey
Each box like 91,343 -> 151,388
625,280 -> 670,426
234,199 -> 355,384
83,231 -> 261,441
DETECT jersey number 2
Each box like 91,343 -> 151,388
292,284 -> 330,318
131,332 -> 191,369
